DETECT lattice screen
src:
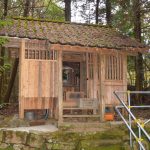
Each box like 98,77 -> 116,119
105,54 -> 123,80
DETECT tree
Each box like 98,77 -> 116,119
64,0 -> 71,21
0,0 -> 9,102
95,0 -> 100,24
23,0 -> 30,17
133,0 -> 144,102
105,0 -> 112,26
3,0 -> 32,103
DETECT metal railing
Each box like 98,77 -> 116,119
114,91 -> 150,150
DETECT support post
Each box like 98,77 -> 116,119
58,50 -> 63,124
19,39 -> 25,119
100,53 -> 105,121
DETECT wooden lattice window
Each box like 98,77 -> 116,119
25,50 -> 57,60
105,54 -> 123,80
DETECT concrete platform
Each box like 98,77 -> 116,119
0,124 -> 58,133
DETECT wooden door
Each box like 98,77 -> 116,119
86,52 -> 100,99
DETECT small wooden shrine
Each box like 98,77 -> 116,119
0,18 -> 148,123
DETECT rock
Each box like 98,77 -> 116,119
122,135 -> 130,141
13,144 -> 24,150
0,130 -> 4,143
52,142 -> 75,150
22,146 -> 36,150
0,115 -> 4,121
123,142 -> 131,150
4,130 -> 28,144
46,143 -> 53,149
0,143 -> 9,149
26,133 -> 45,148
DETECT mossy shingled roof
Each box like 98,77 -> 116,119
0,18 -> 147,49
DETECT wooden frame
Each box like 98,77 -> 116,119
6,37 -> 129,122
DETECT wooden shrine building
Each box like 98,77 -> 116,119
0,18 -> 148,123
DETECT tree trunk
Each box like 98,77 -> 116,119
0,0 -> 8,102
3,0 -> 8,17
106,0 -> 112,26
0,47 -> 5,102
23,0 -> 30,17
133,0 -> 144,102
3,0 -> 31,103
4,58 -> 19,103
31,0 -> 35,17
95,0 -> 100,24
64,0 -> 71,22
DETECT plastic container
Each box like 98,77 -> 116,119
104,113 -> 114,121
25,111 -> 35,120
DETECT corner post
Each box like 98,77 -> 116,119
58,50 -> 63,124
100,53 -> 105,122
19,39 -> 25,119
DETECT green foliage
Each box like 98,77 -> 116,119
43,0 -> 65,21
0,37 -> 8,46
0,20 -> 11,76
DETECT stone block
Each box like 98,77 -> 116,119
13,144 -> 24,150
22,146 -> 37,150
26,133 -> 45,148
0,130 -> 4,143
46,143 -> 53,149
4,130 -> 28,144
0,143 -> 10,149
51,142 -> 76,150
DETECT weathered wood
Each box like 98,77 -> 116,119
58,50 -> 63,123
19,39 -> 59,119
63,115 -> 100,118
99,54 -> 105,121
19,39 -> 25,118
16,38 -> 128,122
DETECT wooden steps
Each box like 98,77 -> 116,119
29,119 -> 46,126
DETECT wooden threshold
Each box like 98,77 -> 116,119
63,108 -> 98,110
63,115 -> 100,118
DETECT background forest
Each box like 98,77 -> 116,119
0,0 -> 150,104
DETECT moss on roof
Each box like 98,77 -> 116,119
0,17 -> 147,49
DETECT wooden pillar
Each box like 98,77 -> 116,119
100,53 -> 105,122
58,50 -> 63,124
93,52 -> 98,98
123,54 -> 128,116
86,52 -> 89,98
19,39 -> 25,119
123,54 -> 127,93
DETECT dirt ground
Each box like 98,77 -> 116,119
0,103 -> 149,121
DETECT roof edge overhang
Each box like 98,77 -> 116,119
1,36 -> 149,54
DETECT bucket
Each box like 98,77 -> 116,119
25,111 -> 35,120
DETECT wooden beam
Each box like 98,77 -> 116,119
3,37 -> 148,54
19,39 -> 25,119
99,54 -> 105,122
58,50 -> 63,124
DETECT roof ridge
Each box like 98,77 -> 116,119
10,16 -> 111,28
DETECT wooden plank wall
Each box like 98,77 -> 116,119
19,39 -> 59,118
102,52 -> 127,106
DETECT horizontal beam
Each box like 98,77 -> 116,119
2,37 -> 147,54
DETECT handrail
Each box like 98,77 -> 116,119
114,91 -> 150,150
